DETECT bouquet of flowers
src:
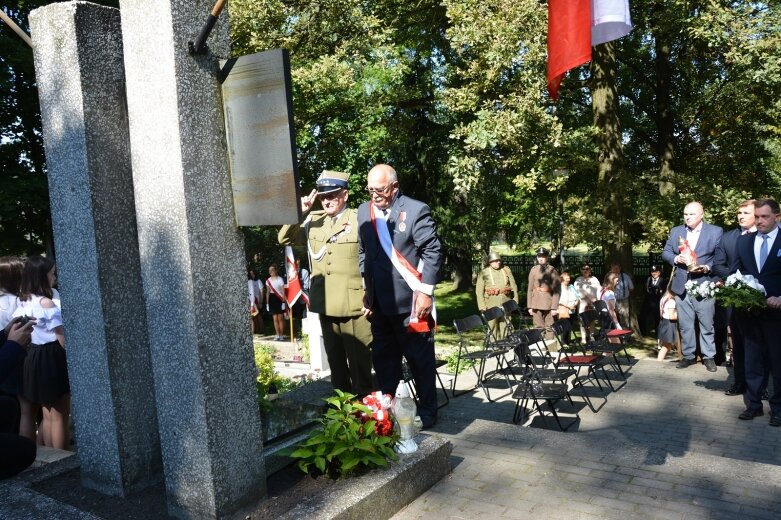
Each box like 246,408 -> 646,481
715,272 -> 767,312
684,279 -> 718,300
359,391 -> 395,436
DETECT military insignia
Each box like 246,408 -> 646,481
398,222 -> 406,232
399,211 -> 407,223
344,223 -> 352,234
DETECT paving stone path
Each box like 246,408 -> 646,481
394,358 -> 781,520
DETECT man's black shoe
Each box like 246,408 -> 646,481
676,358 -> 695,369
421,415 -> 437,429
770,413 -> 781,427
704,359 -> 717,372
738,408 -> 764,420
725,383 -> 746,396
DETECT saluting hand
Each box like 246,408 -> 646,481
301,189 -> 318,213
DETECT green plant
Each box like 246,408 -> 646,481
445,350 -> 476,374
286,389 -> 398,478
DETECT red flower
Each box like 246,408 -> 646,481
375,418 -> 394,436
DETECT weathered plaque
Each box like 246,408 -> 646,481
221,49 -> 302,226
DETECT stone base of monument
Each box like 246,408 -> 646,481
1,379 -> 450,520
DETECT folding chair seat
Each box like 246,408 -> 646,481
550,320 -> 614,411
512,367 -> 578,430
501,299 -> 526,340
451,314 -> 514,402
402,357 -> 450,409
482,306 -> 522,369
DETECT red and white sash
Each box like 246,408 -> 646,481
370,204 -> 436,333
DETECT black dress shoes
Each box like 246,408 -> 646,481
724,383 -> 746,396
738,408 -> 764,420
770,413 -> 781,427
676,358 -> 695,369
704,359 -> 717,372
421,415 -> 437,429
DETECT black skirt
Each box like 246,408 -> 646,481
658,318 -> 678,345
267,293 -> 286,315
22,341 -> 70,404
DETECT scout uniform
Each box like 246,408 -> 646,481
476,252 -> 519,337
527,247 -> 561,341
278,171 -> 373,395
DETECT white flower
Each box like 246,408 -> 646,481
726,271 -> 766,295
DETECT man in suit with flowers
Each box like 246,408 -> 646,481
731,198 -> 781,426
662,201 -> 723,372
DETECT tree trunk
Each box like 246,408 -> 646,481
591,42 -> 640,334
653,2 -> 676,196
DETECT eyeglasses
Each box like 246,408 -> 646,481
365,184 -> 395,194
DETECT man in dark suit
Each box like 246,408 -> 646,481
662,201 -> 723,372
712,199 -> 756,395
731,198 -> 781,426
358,164 -> 442,428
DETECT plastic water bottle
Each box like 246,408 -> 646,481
392,380 -> 418,454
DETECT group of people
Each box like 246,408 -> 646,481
476,249 -> 634,344
248,260 -> 310,341
474,197 -> 781,427
279,165 -> 442,429
1,255 -> 69,479
663,199 -> 781,427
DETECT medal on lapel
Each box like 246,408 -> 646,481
398,211 -> 407,232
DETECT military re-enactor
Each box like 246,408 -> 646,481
527,247 -> 561,341
278,170 -> 373,396
476,252 -> 519,337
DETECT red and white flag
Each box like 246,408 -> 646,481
547,0 -> 632,101
284,246 -> 309,307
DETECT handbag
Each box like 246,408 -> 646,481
558,304 -> 571,319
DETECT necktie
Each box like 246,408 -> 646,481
759,234 -> 769,271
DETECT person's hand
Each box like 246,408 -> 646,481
265,304 -> 269,312
528,308 -> 534,316
301,189 -> 318,213
415,293 -> 433,320
767,296 -> 781,309
7,320 -> 34,347
551,309 -> 558,317
361,293 -> 372,317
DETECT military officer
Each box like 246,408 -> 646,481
527,247 -> 561,341
278,170 -> 373,396
476,251 -> 519,337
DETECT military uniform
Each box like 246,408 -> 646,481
278,184 -> 373,396
476,264 -> 518,337
527,263 -> 561,340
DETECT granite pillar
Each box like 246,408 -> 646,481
29,2 -> 162,496
118,0 -> 266,518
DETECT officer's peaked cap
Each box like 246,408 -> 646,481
651,264 -> 662,272
535,247 -> 550,257
317,170 -> 349,194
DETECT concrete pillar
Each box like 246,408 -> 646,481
118,0 -> 265,517
29,1 -> 162,496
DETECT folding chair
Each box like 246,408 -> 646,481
513,328 -> 576,385
512,366 -> 579,431
501,299 -> 525,339
591,301 -> 633,376
550,320 -> 614,411
402,357 -> 450,409
452,314 -> 514,401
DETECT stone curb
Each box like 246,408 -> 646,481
274,434 -> 452,520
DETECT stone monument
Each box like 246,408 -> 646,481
29,2 -> 162,496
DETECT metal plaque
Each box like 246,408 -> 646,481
221,49 -> 302,226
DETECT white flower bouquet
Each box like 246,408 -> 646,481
715,272 -> 767,312
684,279 -> 718,300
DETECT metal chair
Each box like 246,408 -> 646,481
590,301 -> 633,376
549,320 -> 614,412
452,314 -> 514,401
512,365 -> 579,431
402,357 -> 450,409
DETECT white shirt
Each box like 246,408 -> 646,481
686,221 -> 703,251
754,227 -> 779,271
